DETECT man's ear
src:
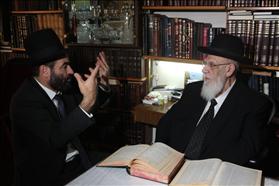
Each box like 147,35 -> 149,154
39,65 -> 50,78
225,64 -> 236,77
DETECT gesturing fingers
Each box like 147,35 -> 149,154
97,52 -> 109,69
88,64 -> 100,79
74,72 -> 84,86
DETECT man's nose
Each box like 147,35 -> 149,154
67,66 -> 74,74
202,66 -> 208,74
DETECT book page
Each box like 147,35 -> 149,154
170,158 -> 222,186
66,166 -> 165,186
211,162 -> 262,186
132,142 -> 184,174
129,142 -> 184,184
97,144 -> 150,167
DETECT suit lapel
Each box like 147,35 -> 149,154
202,80 -> 243,147
29,78 -> 61,120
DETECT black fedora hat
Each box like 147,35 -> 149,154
24,29 -> 67,66
198,34 -> 250,64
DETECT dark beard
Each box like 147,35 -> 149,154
49,71 -> 76,93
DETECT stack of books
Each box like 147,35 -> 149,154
0,41 -> 12,53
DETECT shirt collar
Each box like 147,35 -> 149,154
34,77 -> 57,100
215,80 -> 236,105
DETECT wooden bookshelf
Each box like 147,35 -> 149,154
142,1 -> 279,105
67,43 -> 138,49
9,0 -> 65,49
144,56 -> 279,72
12,48 -> 25,52
109,76 -> 147,82
142,6 -> 226,11
144,56 -> 203,65
143,6 -> 279,12
227,7 -> 279,11
11,10 -> 63,14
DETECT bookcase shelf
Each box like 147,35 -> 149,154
142,6 -> 226,11
11,10 -> 63,14
227,7 -> 279,11
143,6 -> 279,12
144,56 -> 202,65
66,43 -> 137,49
144,56 -> 279,72
12,48 -> 25,52
9,0 -> 65,49
110,76 -> 147,82
142,1 -> 279,103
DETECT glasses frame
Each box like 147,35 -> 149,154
202,61 -> 231,69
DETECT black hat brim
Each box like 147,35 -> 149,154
29,48 -> 68,67
198,46 -> 251,65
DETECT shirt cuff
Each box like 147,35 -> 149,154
79,106 -> 93,118
99,83 -> 111,92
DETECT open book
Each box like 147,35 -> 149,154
97,142 -> 262,185
97,142 -> 185,183
170,158 -> 262,186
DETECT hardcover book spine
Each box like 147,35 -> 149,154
272,21 -> 279,66
253,20 -> 263,66
260,20 -> 270,66
268,20 -> 275,66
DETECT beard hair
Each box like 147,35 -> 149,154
49,70 -> 74,93
201,71 -> 226,101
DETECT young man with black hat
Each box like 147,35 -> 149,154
10,29 -> 111,186
156,34 -> 272,166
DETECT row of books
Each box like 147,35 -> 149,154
228,0 -> 279,7
12,0 -> 62,11
94,79 -> 147,147
109,81 -> 147,145
248,73 -> 279,101
143,14 -> 225,59
227,19 -> 279,66
119,111 -> 147,145
143,0 -> 226,6
109,80 -> 146,110
68,46 -> 145,78
143,0 -> 279,7
0,41 -> 12,53
10,14 -> 64,49
0,52 -> 27,67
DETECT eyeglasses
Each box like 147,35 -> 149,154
202,61 -> 231,69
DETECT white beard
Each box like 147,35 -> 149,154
201,73 -> 226,101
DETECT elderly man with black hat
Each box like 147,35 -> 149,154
156,34 -> 272,166
10,29 -> 111,186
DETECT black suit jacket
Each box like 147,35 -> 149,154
156,80 -> 272,165
10,78 -> 110,186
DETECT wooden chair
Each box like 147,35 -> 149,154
246,95 -> 278,177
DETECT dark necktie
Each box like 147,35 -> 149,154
53,94 -> 65,118
185,99 -> 217,159
53,94 -> 92,169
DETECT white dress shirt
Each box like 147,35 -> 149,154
197,80 -> 236,125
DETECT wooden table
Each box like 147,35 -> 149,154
133,101 -> 176,126
133,101 -> 176,143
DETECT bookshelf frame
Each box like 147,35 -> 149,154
9,0 -> 65,49
11,10 -> 63,14
144,56 -> 279,71
142,5 -> 279,68
142,6 -> 226,11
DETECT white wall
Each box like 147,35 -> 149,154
152,61 -> 203,89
